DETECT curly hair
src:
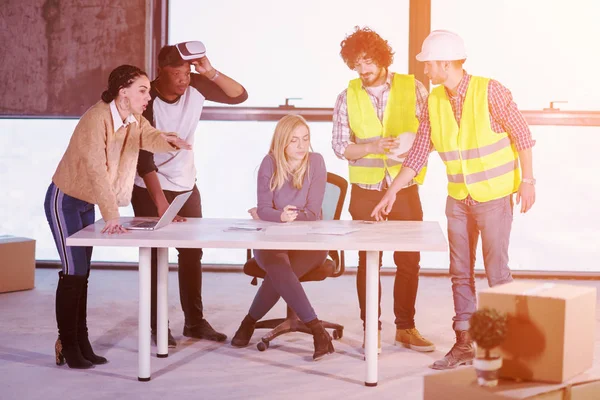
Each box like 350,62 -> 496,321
340,26 -> 394,69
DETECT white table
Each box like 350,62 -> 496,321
67,218 -> 447,386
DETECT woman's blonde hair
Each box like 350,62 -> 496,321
268,114 -> 311,191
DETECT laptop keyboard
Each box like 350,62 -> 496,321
133,221 -> 157,228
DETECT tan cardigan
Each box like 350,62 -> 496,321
52,101 -> 179,221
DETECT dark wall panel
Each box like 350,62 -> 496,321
0,0 -> 148,117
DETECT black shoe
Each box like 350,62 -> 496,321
151,328 -> 177,348
231,315 -> 256,348
183,319 -> 227,342
306,319 -> 335,361
79,336 -> 108,365
55,337 -> 94,369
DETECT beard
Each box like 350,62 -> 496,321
360,74 -> 375,86
360,68 -> 386,87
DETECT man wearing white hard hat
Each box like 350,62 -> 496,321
332,26 -> 435,355
372,30 -> 536,369
131,42 -> 248,347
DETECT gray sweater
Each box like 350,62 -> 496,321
256,152 -> 327,223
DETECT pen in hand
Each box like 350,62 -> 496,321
288,206 -> 307,214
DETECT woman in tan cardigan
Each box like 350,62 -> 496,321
44,65 -> 190,369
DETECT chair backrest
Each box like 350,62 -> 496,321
322,172 -> 348,222
323,172 -> 348,277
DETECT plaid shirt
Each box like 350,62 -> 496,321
332,71 -> 429,191
403,72 -> 536,205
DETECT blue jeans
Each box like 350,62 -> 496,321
446,195 -> 514,331
248,249 -> 328,323
44,183 -> 95,276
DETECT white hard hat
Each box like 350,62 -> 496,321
416,30 -> 467,62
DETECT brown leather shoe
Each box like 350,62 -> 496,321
430,330 -> 474,370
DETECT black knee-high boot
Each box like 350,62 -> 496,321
55,272 -> 93,369
77,271 -> 108,365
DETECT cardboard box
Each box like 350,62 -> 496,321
423,367 -> 600,400
0,235 -> 35,293
478,281 -> 596,383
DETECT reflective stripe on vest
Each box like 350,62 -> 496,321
428,76 -> 521,202
346,73 -> 427,185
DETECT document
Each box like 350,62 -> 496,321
224,223 -> 263,232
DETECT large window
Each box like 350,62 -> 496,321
3,1 -> 599,272
7,118 -> 599,271
431,0 -> 600,110
427,0 -> 600,271
169,0 -> 410,107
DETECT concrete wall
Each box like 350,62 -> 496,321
0,0 -> 148,116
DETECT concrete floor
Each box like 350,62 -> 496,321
1,269 -> 599,400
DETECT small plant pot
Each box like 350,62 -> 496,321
473,356 -> 502,387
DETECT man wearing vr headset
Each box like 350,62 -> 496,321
131,42 -> 248,347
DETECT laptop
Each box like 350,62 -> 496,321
123,191 -> 192,231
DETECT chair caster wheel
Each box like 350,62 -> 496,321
332,329 -> 343,340
257,340 -> 269,352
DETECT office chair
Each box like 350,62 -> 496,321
243,172 -> 348,351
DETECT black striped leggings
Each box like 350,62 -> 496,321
44,182 -> 95,276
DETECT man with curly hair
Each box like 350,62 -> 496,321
332,26 -> 435,354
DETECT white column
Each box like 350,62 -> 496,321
365,250 -> 379,387
156,247 -> 169,358
138,247 -> 152,381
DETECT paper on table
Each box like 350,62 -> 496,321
224,223 -> 263,232
310,227 -> 360,236
263,225 -> 312,235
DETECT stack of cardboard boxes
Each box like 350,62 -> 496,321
424,281 -> 599,399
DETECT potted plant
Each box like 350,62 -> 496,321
469,307 -> 508,387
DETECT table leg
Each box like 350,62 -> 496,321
365,250 -> 379,387
156,247 -> 169,358
138,247 -> 151,381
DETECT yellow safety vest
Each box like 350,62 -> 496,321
428,76 -> 521,202
347,73 -> 427,185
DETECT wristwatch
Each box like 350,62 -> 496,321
521,178 -> 536,186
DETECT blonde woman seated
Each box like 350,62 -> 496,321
232,114 -> 334,361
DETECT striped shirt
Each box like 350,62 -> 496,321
403,72 -> 536,205
332,71 -> 429,191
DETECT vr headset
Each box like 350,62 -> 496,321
175,41 -> 206,61
159,41 -> 206,68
